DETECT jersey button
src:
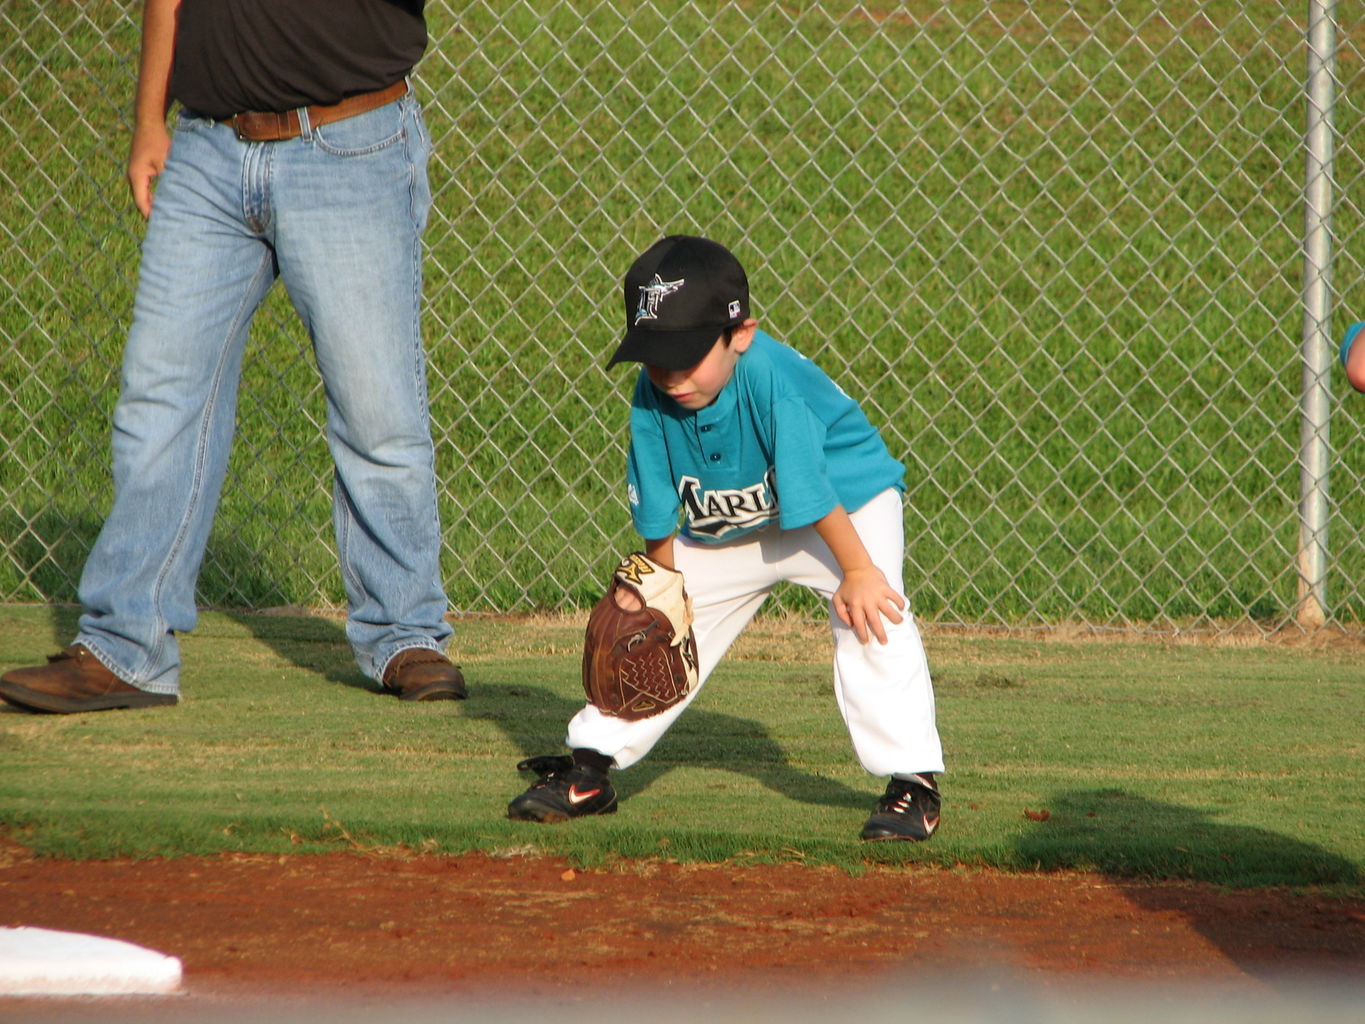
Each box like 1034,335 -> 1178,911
700,425 -> 713,432
709,453 -> 722,462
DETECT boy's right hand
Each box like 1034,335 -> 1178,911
833,566 -> 906,645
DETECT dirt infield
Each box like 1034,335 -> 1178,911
2,840 -> 1362,1007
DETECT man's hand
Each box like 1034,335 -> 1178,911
127,0 -> 181,218
127,121 -> 171,219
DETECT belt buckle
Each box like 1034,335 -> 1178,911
229,114 -> 250,142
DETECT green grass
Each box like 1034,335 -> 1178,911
1,604 -> 1360,893
4,1 -> 1365,624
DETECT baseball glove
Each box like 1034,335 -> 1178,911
582,552 -> 699,720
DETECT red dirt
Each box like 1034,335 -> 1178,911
2,840 -> 1362,1010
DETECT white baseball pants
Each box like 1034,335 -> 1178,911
565,488 -> 944,777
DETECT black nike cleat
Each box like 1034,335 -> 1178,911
507,754 -> 618,823
860,773 -> 941,842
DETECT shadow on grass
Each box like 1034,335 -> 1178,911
8,602 -> 378,697
1014,788 -> 1362,887
1014,788 -> 1365,977
38,605 -> 81,650
18,600 -> 872,815
222,610 -> 376,693
467,679 -> 873,813
14,605 -> 377,694
216,608 -> 871,813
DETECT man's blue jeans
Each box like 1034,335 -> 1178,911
75,92 -> 452,694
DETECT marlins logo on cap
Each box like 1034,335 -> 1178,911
635,275 -> 685,324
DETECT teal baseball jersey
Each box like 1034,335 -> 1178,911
626,331 -> 906,543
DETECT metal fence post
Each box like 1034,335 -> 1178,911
1297,0 -> 1339,628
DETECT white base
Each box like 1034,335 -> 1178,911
0,927 -> 181,995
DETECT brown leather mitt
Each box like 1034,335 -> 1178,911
582,553 -> 699,720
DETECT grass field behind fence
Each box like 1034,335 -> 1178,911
1,605 -> 1361,892
4,3 -> 1365,624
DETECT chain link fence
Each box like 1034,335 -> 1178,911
3,1 -> 1365,634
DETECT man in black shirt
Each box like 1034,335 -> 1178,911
0,0 -> 465,712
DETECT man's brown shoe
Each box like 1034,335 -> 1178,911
0,644 -> 178,714
381,647 -> 467,701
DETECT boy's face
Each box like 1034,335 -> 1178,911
645,322 -> 755,410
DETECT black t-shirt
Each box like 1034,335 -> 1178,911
171,0 -> 427,119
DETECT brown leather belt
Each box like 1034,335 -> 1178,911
224,80 -> 408,142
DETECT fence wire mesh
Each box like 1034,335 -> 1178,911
3,1 -> 1365,634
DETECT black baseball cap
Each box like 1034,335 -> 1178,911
608,235 -> 750,370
